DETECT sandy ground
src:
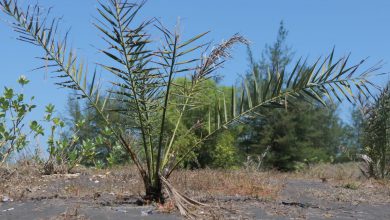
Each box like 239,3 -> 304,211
1,163 -> 390,219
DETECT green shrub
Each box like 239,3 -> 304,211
0,76 -> 43,166
211,131 -> 239,169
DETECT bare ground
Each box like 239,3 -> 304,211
1,162 -> 390,219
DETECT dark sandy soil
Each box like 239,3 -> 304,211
1,163 -> 390,219
276,179 -> 390,219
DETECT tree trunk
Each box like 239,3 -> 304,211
143,176 -> 164,203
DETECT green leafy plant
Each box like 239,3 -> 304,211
43,102 -> 127,173
210,130 -> 239,169
360,86 -> 390,179
85,126 -> 128,167
43,104 -> 106,174
0,0 -> 381,211
64,91 -> 133,167
42,104 -> 82,174
0,76 -> 42,166
107,143 -> 129,167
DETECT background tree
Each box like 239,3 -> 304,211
239,22 -> 351,170
258,21 -> 293,74
167,78 -> 241,169
335,105 -> 365,162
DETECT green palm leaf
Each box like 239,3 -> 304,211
166,50 -> 382,177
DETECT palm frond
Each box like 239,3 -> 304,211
154,22 -> 213,180
94,0 -> 163,179
0,0 -> 147,179
160,34 -> 248,172
166,50 -> 382,177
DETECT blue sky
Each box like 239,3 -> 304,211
1,0 -> 390,127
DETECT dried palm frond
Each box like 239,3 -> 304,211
161,176 -> 208,218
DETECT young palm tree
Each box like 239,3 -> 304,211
0,0 -> 381,207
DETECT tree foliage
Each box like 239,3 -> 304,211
239,22 -> 362,170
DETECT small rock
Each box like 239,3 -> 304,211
64,173 -> 80,179
141,209 -> 153,216
2,208 -> 14,212
93,192 -> 101,199
1,195 -> 13,202
114,208 -> 128,213
135,199 -> 144,206
92,174 -> 106,179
